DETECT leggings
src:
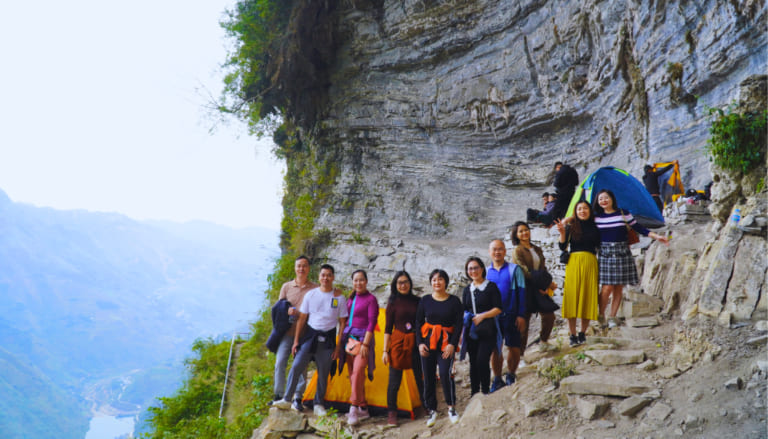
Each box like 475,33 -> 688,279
420,350 -> 455,412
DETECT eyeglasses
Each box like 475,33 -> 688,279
396,280 -> 410,285
467,265 -> 482,271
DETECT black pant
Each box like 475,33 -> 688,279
553,190 -> 574,220
387,347 -> 425,412
467,336 -> 495,395
652,195 -> 664,213
420,350 -> 455,411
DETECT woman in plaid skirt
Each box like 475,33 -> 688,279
594,190 -> 669,328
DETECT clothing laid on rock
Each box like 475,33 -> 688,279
415,294 -> 463,413
596,210 -> 649,285
462,280 -> 503,395
560,220 -> 601,320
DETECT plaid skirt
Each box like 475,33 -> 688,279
598,241 -> 639,285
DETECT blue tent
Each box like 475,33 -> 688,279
565,166 -> 665,228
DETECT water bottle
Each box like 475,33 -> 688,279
731,208 -> 741,226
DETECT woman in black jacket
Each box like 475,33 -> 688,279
462,257 -> 502,396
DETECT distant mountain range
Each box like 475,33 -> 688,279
0,189 -> 279,438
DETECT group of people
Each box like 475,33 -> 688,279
267,167 -> 670,429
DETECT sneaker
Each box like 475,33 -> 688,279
598,314 -> 607,328
608,317 -> 618,329
314,404 -> 327,416
519,359 -> 527,368
578,332 -> 586,344
448,407 -> 460,424
569,334 -> 579,347
490,375 -> 505,393
267,393 -> 281,405
426,409 -> 437,427
347,406 -> 359,426
273,399 -> 291,410
357,406 -> 370,421
291,398 -> 304,412
504,372 -> 516,386
386,410 -> 398,427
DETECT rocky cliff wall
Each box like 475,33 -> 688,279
285,0 -> 765,297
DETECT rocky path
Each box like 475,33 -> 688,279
254,313 -> 767,439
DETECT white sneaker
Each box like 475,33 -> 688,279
448,407 -> 460,424
314,405 -> 327,416
426,409 -> 438,427
272,399 -> 291,410
608,317 -> 618,329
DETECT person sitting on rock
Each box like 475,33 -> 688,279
527,193 -> 557,226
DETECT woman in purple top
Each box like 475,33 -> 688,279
342,269 -> 379,426
594,190 -> 669,328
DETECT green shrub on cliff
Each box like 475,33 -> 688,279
706,104 -> 767,174
219,0 -> 293,134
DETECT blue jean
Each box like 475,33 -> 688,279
274,332 -> 306,400
284,334 -> 334,405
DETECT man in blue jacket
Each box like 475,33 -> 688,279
486,240 -> 527,391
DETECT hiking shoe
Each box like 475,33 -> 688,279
267,393 -> 281,406
578,332 -> 586,344
386,410 -> 398,427
608,317 -> 618,329
357,406 -> 370,421
448,407 -> 460,424
291,398 -> 304,412
426,409 -> 437,427
273,399 -> 291,410
314,404 -> 327,416
490,375 -> 505,393
347,406 -> 359,426
569,334 -> 579,347
504,372 -> 516,386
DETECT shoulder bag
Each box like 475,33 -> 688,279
621,210 -> 640,245
344,295 -> 362,356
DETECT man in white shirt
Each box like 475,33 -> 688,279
274,264 -> 348,416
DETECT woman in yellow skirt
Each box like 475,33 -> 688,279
555,201 -> 601,346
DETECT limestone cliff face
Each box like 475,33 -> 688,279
286,1 -> 765,298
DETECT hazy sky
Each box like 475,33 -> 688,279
0,0 -> 283,230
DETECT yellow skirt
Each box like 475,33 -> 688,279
561,252 -> 599,320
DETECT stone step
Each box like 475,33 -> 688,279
560,373 -> 653,397
585,349 -> 646,366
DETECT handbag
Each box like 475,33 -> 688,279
531,270 -> 560,313
345,336 -> 362,356
622,210 -> 640,245
344,295 -> 362,356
